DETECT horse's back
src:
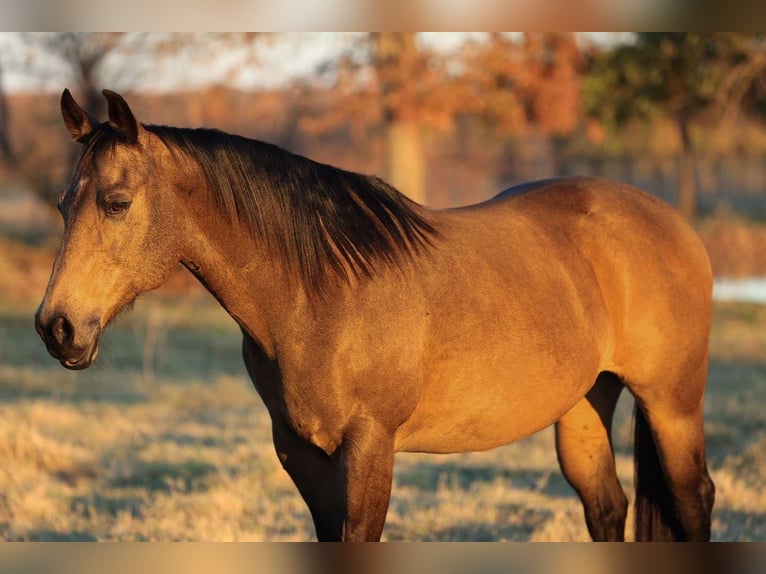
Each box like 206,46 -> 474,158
490,177 -> 710,284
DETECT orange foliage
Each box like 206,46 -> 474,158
462,33 -> 583,135
300,33 -> 459,135
299,33 -> 584,139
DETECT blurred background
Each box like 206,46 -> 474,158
2,33 -> 766,274
0,32 -> 765,541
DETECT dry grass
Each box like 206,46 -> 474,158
0,231 -> 765,541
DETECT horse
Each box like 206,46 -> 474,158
36,89 -> 715,541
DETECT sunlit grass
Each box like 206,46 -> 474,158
1,272 -> 764,540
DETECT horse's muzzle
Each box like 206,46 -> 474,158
35,309 -> 101,370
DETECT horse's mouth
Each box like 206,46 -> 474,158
58,337 -> 100,371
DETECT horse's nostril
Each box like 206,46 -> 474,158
48,315 -> 74,347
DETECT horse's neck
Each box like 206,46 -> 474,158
180,212 -> 302,359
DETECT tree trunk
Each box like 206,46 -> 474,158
0,62 -> 14,166
372,33 -> 427,205
386,120 -> 426,205
677,116 -> 697,220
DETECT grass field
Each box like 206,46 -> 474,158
0,236 -> 765,541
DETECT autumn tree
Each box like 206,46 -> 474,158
301,33 -> 460,204
461,33 -> 583,175
1,33 -> 128,205
35,33 -> 125,118
5,33 -> 265,206
300,33 -> 584,205
461,33 -> 582,134
372,33 -> 429,205
583,33 -> 766,219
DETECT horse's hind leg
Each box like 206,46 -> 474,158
555,372 -> 628,541
633,403 -> 715,541
631,361 -> 715,541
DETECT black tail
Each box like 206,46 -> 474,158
634,405 -> 685,541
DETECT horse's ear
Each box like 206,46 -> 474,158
102,89 -> 140,144
61,89 -> 97,143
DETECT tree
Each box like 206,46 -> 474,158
461,33 -> 582,134
300,33 -> 584,205
461,33 -> 583,176
298,33 -> 460,204
36,33 -> 125,118
0,61 -> 14,166
583,33 -> 766,219
3,33 -> 128,205
372,33 -> 429,205
5,33 -> 264,206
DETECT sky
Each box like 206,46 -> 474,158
0,33 -> 439,93
0,32 -> 631,94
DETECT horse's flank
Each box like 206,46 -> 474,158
388,178 -> 712,453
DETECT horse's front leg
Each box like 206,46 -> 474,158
340,417 -> 396,541
272,416 -> 395,541
271,420 -> 345,540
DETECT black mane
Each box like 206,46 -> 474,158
145,124 -> 437,296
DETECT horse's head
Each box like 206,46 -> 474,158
36,89 -> 182,369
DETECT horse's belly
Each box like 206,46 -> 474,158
394,357 -> 599,454
395,398 -> 574,454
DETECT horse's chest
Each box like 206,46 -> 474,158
246,359 -> 344,455
282,380 -> 348,454
273,315 -> 425,453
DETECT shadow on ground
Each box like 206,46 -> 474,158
109,458 -> 219,494
13,529 -> 98,541
396,461 -> 574,500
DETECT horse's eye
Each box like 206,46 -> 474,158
106,200 -> 131,217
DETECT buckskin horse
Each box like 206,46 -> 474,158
36,89 -> 715,541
